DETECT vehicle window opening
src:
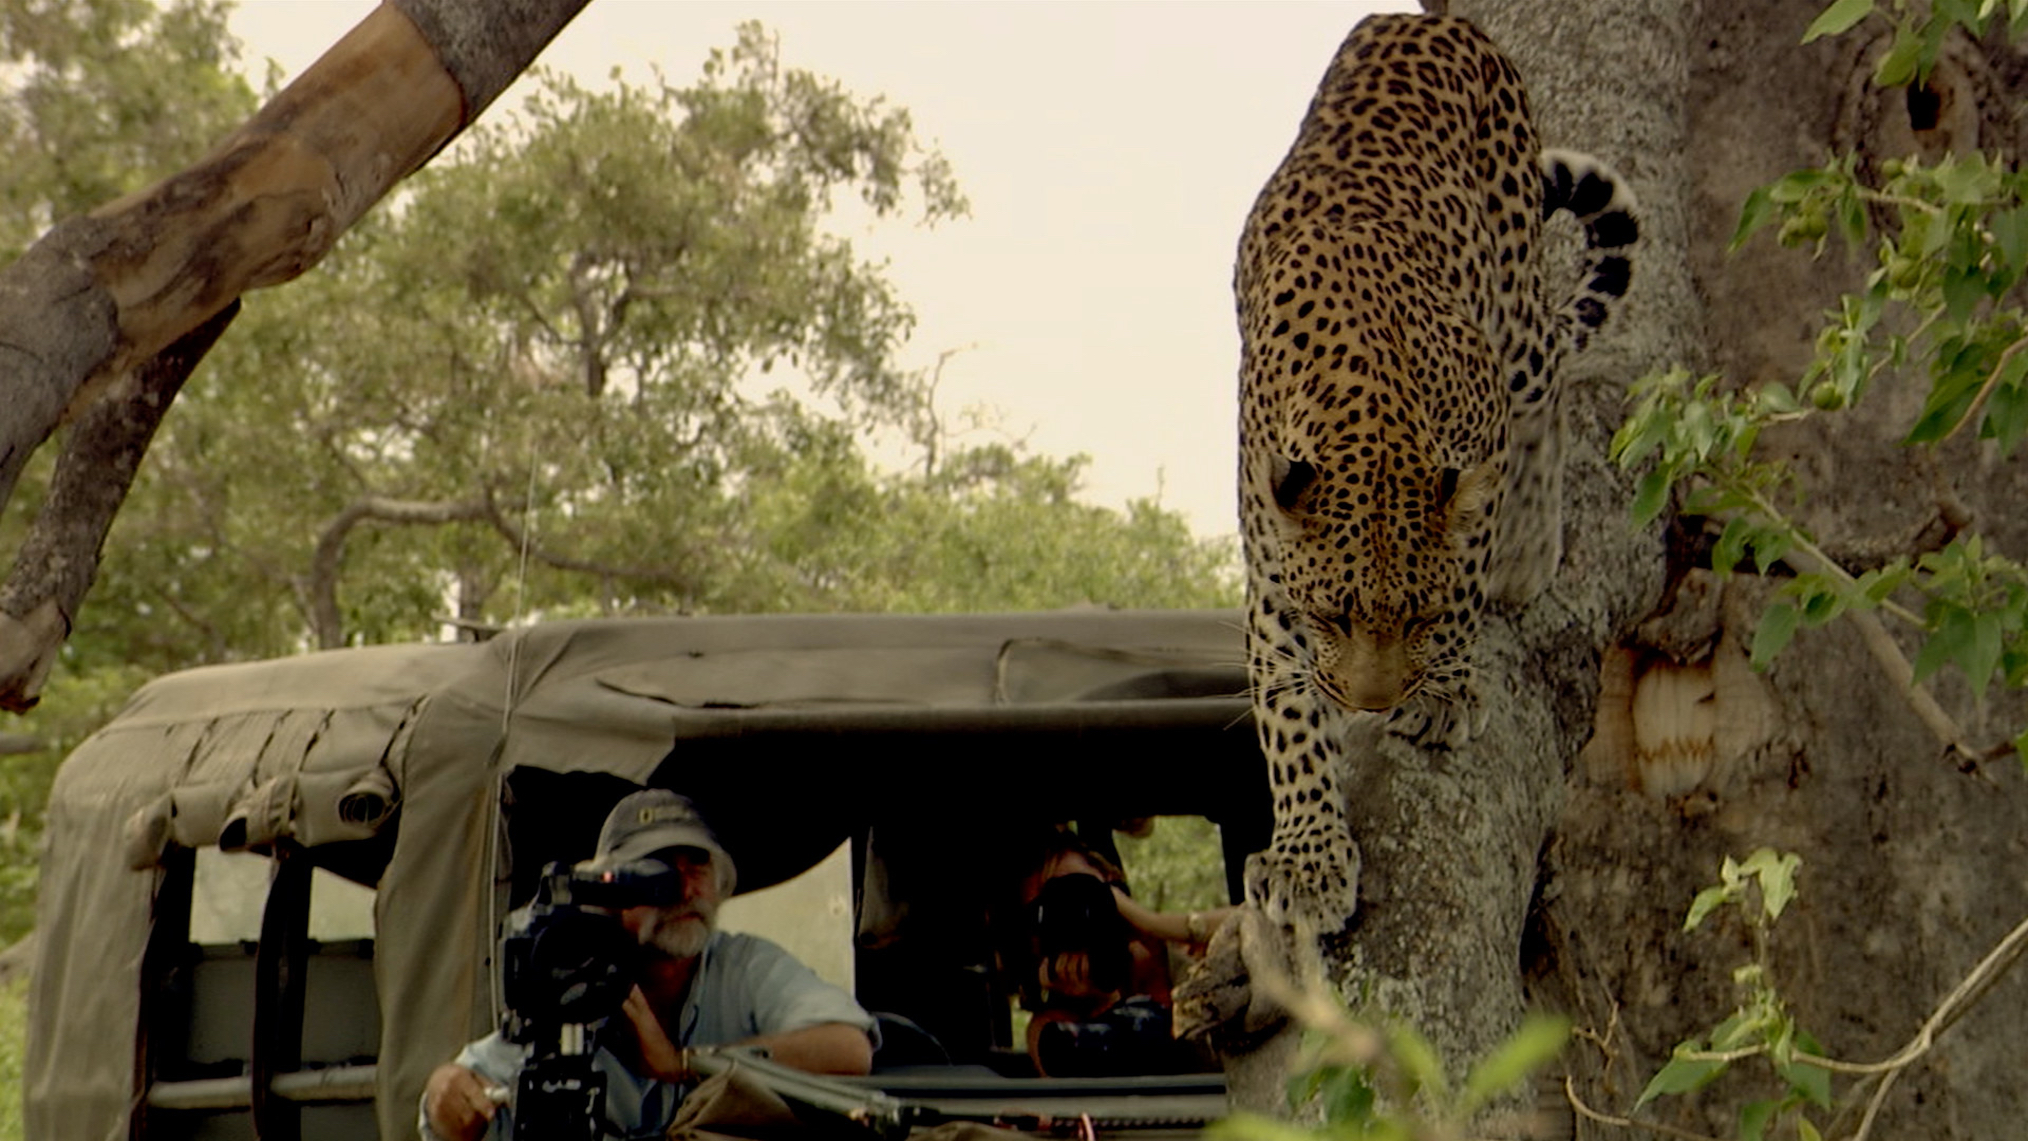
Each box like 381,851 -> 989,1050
135,845 -> 380,1140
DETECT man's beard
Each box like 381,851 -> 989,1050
637,900 -> 716,960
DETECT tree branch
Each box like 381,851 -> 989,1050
1842,908 -> 2028,1140
302,495 -> 494,650
1563,1077 -> 1728,1141
479,492 -> 701,591
0,0 -> 589,687
0,301 -> 239,711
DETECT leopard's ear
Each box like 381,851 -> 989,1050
1436,459 -> 1499,534
1271,455 -> 1319,513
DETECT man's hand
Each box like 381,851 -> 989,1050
1040,951 -> 1115,1001
423,1062 -> 504,1141
620,985 -> 694,1083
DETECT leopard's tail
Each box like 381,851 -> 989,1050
1540,149 -> 1638,353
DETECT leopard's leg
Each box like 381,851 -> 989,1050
1244,658 -> 1361,930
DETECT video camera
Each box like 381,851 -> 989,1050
1029,873 -> 1133,996
1026,875 -> 1181,1077
498,857 -> 690,1141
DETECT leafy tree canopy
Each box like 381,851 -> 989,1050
0,5 -> 1237,944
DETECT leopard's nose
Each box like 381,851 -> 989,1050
1332,626 -> 1408,711
1346,678 -> 1405,711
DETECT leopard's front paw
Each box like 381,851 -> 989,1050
1244,835 -> 1360,931
1386,687 -> 1481,749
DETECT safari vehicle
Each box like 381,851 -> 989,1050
27,609 -> 1270,1140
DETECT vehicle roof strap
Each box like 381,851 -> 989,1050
251,842 -> 312,1141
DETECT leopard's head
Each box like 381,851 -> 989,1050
1250,433 -> 1498,714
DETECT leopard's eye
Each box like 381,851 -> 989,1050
1271,455 -> 1319,513
1435,467 -> 1461,510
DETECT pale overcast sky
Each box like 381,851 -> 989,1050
224,1 -> 1407,539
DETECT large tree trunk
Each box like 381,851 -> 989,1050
1263,1 -> 2028,1137
1207,0 -> 1686,1123
1536,3 -> 2028,1138
0,0 -> 589,710
1206,1 -> 2028,1136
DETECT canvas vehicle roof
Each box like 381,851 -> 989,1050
29,608 -> 1257,1140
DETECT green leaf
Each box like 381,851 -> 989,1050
1388,1022 -> 1450,1102
1992,207 -> 2028,278
1757,382 -> 1802,415
1913,605 -> 1976,685
1798,579 -> 1847,624
1740,1099 -> 1782,1141
1858,561 -> 1914,603
1777,1036 -> 1835,1109
1752,603 -> 1802,670
1631,469 -> 1673,528
1838,187 -> 1869,248
1803,0 -> 1876,40
1874,26 -> 1923,86
1714,516 -> 1752,576
1743,849 -> 1803,921
1907,355 -> 1989,444
1732,185 -> 1781,251
1206,1111 -> 1330,1141
1752,526 -> 1796,575
1462,1015 -> 1571,1113
1612,401 -> 1673,469
1984,364 -> 2028,455
1766,169 -> 1839,210
1942,266 -> 1990,324
1799,1115 -> 1824,1141
1635,1053 -> 1729,1109
1685,884 -> 1736,930
1708,1009 -> 1761,1051
1315,1065 -> 1377,1125
1933,154 -> 2003,204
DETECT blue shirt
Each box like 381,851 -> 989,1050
424,930 -> 876,1140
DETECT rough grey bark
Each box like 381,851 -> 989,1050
0,302 -> 238,708
1530,4 -> 2028,1139
1297,2 -> 2028,1138
1216,2 -> 2028,1137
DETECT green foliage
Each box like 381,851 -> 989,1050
1637,851 -> 1834,1141
46,19 -> 1234,671
1115,815 -> 1233,913
1682,849 -> 1803,932
1211,1011 -> 1569,1141
0,5 -> 1237,968
0,974 -> 22,1141
1614,132 -> 2028,726
1799,0 -> 2028,83
0,662 -> 151,947
0,0 -> 257,258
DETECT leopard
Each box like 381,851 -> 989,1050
1235,13 -> 1637,930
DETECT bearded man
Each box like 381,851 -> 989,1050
421,790 -> 876,1140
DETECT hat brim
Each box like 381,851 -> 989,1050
603,824 -> 730,869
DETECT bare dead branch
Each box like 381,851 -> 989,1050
299,489 -> 705,648
478,491 -> 701,591
0,301 -> 239,712
303,495 -> 494,649
0,0 -> 589,685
